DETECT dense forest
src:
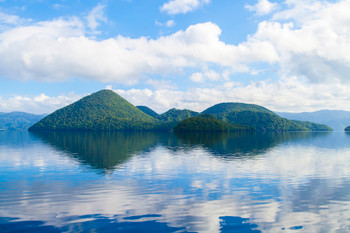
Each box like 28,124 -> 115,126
29,89 -> 333,132
137,106 -> 159,118
29,90 -> 156,131
174,114 -> 254,132
201,103 -> 332,131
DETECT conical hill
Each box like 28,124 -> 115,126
29,90 -> 156,131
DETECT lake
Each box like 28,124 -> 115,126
0,131 -> 350,232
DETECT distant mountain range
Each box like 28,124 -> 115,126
0,112 -> 46,130
277,110 -> 350,131
28,89 -> 331,132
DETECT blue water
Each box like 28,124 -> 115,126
0,131 -> 350,232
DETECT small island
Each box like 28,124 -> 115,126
345,126 -> 350,132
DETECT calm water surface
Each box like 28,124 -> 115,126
0,131 -> 350,232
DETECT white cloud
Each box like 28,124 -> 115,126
0,20 -> 278,83
161,0 -> 210,15
0,93 -> 80,114
190,72 -> 204,82
245,0 -> 279,15
190,69 -> 220,83
115,77 -> 350,113
1,1 -> 350,112
252,0 -> 350,83
53,4 -> 66,10
165,19 -> 175,27
3,76 -> 350,114
86,3 -> 107,30
0,11 -> 28,28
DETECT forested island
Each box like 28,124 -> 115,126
29,89 -> 332,132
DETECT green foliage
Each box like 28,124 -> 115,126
203,102 -> 274,115
153,108 -> 200,130
292,120 -> 332,131
174,114 -> 255,132
137,106 -> 159,118
0,112 -> 46,130
157,108 -> 199,122
202,103 -> 332,131
29,90 -> 157,131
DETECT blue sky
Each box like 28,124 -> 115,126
0,0 -> 349,114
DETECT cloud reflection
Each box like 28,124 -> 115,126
0,132 -> 350,232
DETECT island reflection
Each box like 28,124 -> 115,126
31,131 -> 330,173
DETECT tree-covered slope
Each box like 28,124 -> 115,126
137,106 -> 159,118
174,114 -> 254,132
0,112 -> 46,130
29,90 -> 156,131
202,103 -> 332,131
292,120 -> 332,131
203,102 -> 274,115
157,108 -> 199,122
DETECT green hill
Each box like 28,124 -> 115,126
29,90 -> 156,131
202,103 -> 332,131
156,108 -> 199,129
157,108 -> 199,122
174,114 -> 254,132
137,106 -> 159,118
203,102 -> 273,115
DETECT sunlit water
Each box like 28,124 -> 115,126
0,131 -> 350,233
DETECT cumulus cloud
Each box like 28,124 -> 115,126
0,19 -> 278,83
245,0 -> 279,15
115,78 -> 350,113
0,93 -> 80,114
3,76 -> 350,114
3,0 -> 349,86
1,1 -> 350,112
253,0 -> 350,83
160,0 -> 210,15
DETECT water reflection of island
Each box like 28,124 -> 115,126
30,131 -> 164,173
173,131 -> 330,158
31,131 -> 330,173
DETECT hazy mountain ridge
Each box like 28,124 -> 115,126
0,112 -> 46,130
277,110 -> 350,131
